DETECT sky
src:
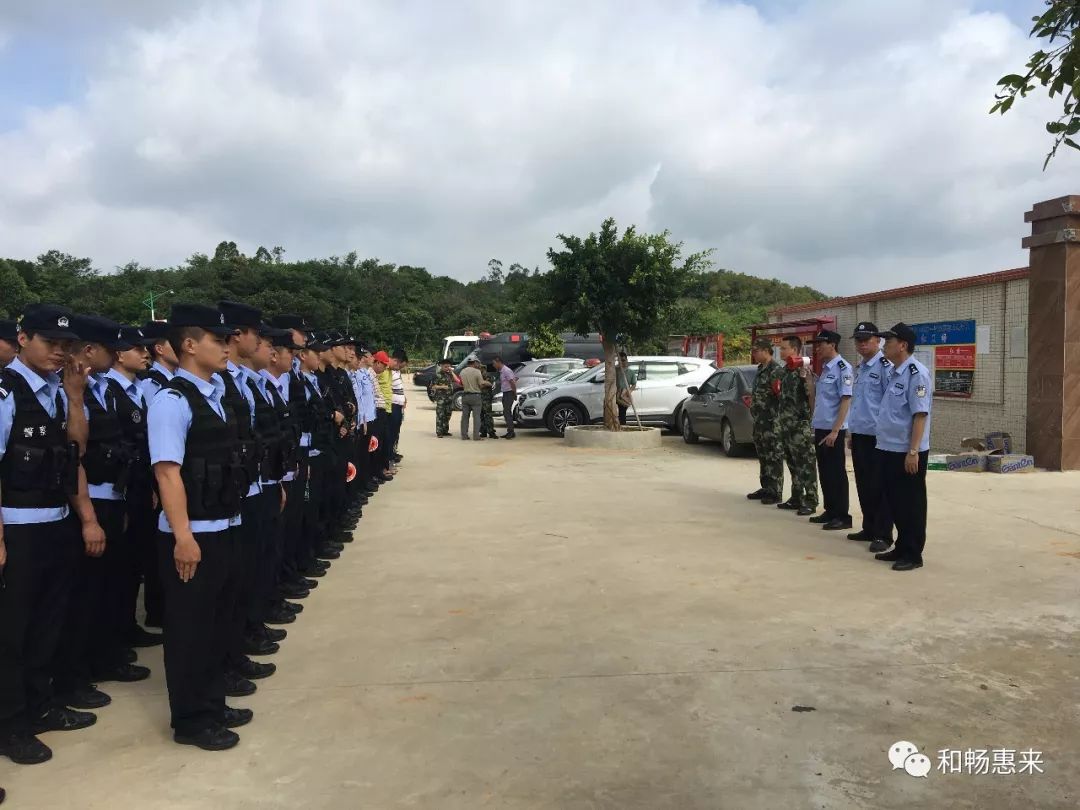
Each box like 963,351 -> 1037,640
0,0 -> 1075,296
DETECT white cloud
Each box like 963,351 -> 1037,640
0,0 -> 1072,293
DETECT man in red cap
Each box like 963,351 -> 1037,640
370,352 -> 394,481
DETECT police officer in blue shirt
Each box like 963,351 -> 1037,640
138,320 -> 178,407
0,304 -> 103,766
872,323 -> 932,572
845,323 -> 894,551
807,330 -> 853,530
149,303 -> 252,750
0,320 -> 17,368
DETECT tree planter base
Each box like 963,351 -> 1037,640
563,425 -> 662,449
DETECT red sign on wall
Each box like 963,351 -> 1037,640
935,344 -> 976,370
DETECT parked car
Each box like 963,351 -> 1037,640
679,365 -> 758,456
514,358 -> 586,390
494,365 -> 593,416
415,363 -> 437,392
515,356 -> 716,435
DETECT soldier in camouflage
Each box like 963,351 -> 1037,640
775,335 -> 819,515
747,338 -> 784,505
432,358 -> 455,437
479,364 -> 498,438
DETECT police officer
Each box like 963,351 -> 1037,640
293,332 -> 336,575
845,323 -> 893,551
148,303 -> 251,749
0,321 -> 17,367
138,320 -> 178,405
872,323 -> 932,572
747,338 -> 784,505
53,316 -> 149,718
807,330 -> 853,530
0,304 -> 101,766
775,335 -> 819,516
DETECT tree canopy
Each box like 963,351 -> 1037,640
0,241 -> 825,366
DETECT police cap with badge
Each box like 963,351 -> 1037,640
0,319 -> 18,346
851,322 -> 878,339
874,322 -> 917,349
71,314 -> 134,350
169,303 -> 240,336
218,300 -> 262,330
808,329 -> 842,346
17,303 -> 82,341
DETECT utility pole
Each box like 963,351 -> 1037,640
143,288 -> 174,321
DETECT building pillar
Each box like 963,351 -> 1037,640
1022,195 -> 1080,470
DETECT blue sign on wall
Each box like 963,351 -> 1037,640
911,319 -> 976,346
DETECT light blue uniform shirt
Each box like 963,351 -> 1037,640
87,373 -> 124,502
811,355 -> 853,431
847,352 -> 890,436
261,369 -> 296,483
148,367 -> 242,534
105,368 -> 144,409
301,371 -> 322,457
357,366 -> 376,424
238,365 -> 280,487
0,357 -> 72,525
874,356 -> 933,453
223,361 -> 262,498
138,361 -> 174,405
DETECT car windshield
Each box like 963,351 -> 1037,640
548,367 -> 592,385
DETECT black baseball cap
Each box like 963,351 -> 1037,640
120,325 -> 156,347
0,319 -> 17,343
18,304 -> 81,341
270,314 -> 307,331
141,320 -> 169,341
851,322 -> 878,339
304,333 -> 330,352
270,331 -> 304,350
258,322 -> 291,340
218,300 -> 262,329
168,303 -> 240,337
72,315 -> 133,350
874,322 -> 917,347
809,329 -> 842,345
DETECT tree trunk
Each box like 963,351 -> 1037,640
602,337 -> 619,431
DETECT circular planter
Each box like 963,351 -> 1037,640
563,424 -> 662,449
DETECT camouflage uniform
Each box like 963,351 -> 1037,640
479,368 -> 497,438
750,359 -> 784,499
777,366 -> 819,508
433,369 -> 454,436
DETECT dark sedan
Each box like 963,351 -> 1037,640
678,365 -> 758,456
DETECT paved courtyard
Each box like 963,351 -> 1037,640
7,387 -> 1080,809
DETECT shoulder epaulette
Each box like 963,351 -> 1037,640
166,389 -> 183,398
881,358 -> 891,366
909,364 -> 918,375
837,359 -> 847,369
0,385 -> 8,400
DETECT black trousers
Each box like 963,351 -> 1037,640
814,428 -> 851,521
850,433 -> 892,540
302,453 -> 328,566
53,499 -> 126,695
253,487 -> 283,625
228,489 -> 272,666
157,527 -> 240,734
126,481 -> 163,629
389,403 -> 404,453
0,515 -> 80,731
279,473 -> 305,585
879,450 -> 929,564
373,410 -> 391,472
502,392 -> 516,434
618,404 -> 628,426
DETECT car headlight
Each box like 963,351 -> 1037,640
527,388 -> 554,398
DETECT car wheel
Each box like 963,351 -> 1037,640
681,412 -> 699,444
720,419 -> 743,457
452,391 -> 463,412
545,402 -> 584,435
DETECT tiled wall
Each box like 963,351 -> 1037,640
770,278 -> 1029,452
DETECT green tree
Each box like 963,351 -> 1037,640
0,259 -> 38,317
992,0 -> 1080,167
539,218 -> 709,430
527,323 -> 565,358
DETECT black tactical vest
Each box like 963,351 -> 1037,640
83,380 -> 128,489
300,373 -> 334,449
105,376 -> 150,496
0,368 -> 79,508
219,368 -> 260,488
268,375 -> 301,467
141,367 -> 170,390
165,377 -> 243,520
246,377 -> 286,481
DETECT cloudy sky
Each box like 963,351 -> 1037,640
0,0 -> 1074,295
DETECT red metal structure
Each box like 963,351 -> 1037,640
667,334 -> 725,367
746,317 -> 835,375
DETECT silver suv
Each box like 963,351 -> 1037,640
515,356 -> 716,434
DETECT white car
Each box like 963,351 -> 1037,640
493,366 -> 592,416
515,356 -> 717,434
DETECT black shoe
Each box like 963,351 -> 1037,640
31,707 -> 96,734
847,530 -> 873,541
875,549 -> 903,562
127,626 -> 164,648
123,648 -> 138,664
243,636 -> 279,656
265,603 -> 297,625
746,489 -> 765,500
760,496 -> 780,506
236,657 -> 276,680
222,706 -> 254,729
892,560 -> 923,572
392,454 -> 403,463
822,518 -> 852,531
278,581 -> 310,600
776,500 -> 799,510
796,506 -> 815,516
263,625 -> 287,643
461,435 -> 470,440
0,731 -> 52,764
316,548 -> 341,561
301,565 -> 328,578
324,539 -> 346,551
279,599 -> 303,614
59,685 -> 111,710
94,663 -> 150,683
224,671 -> 256,697
808,514 -> 831,524
868,538 -> 893,553
503,433 -> 516,439
174,726 -> 239,751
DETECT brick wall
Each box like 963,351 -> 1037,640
769,276 -> 1029,453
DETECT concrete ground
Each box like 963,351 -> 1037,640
6,386 -> 1080,809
